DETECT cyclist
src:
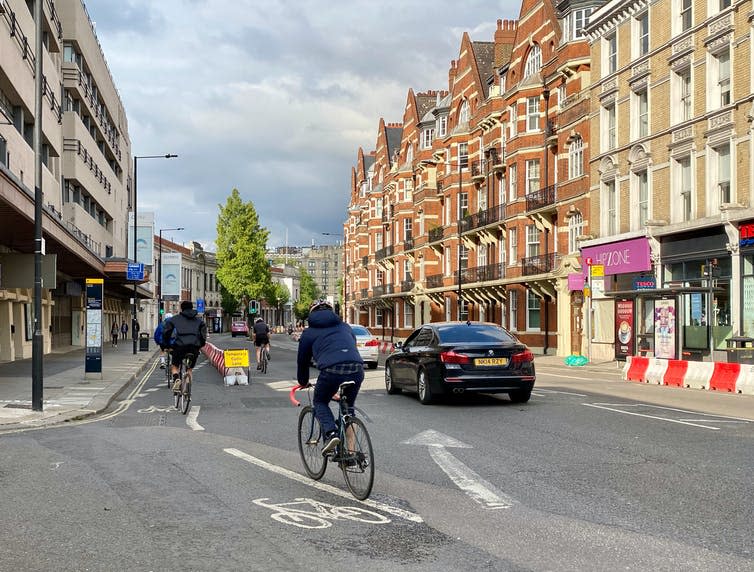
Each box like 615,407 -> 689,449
252,316 -> 271,370
161,301 -> 207,391
154,313 -> 173,368
296,299 -> 364,454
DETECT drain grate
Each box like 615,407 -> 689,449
4,403 -> 32,409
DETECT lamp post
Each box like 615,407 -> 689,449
132,154 -> 178,354
457,160 -> 466,320
158,226 -> 184,320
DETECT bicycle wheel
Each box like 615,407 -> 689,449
297,406 -> 327,480
181,374 -> 191,415
260,353 -> 268,374
341,417 -> 374,500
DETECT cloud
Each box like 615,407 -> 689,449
89,0 -> 518,250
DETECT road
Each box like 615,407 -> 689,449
0,333 -> 752,571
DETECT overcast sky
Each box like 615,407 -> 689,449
88,1 -> 518,251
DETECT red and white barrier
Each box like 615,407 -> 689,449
622,355 -> 754,395
201,343 -> 249,386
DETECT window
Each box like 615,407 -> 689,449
674,156 -> 693,223
634,89 -> 648,138
572,8 -> 592,40
421,128 -> 434,149
525,159 -> 540,194
680,0 -> 692,31
508,228 -> 518,263
499,233 -> 506,265
717,49 -> 731,106
568,213 -> 584,253
404,218 -> 412,240
527,96 -> 539,131
477,186 -> 487,212
636,12 -> 649,57
509,163 -> 517,201
524,44 -> 541,78
509,290 -> 519,331
510,104 -> 518,137
672,67 -> 692,124
568,137 -> 584,179
717,144 -> 731,204
719,0 -> 731,9
445,297 -> 453,321
458,142 -> 468,170
458,192 -> 468,219
404,259 -> 412,280
375,233 -> 383,251
444,246 -> 452,276
459,100 -> 470,124
438,115 -> 447,137
633,170 -> 649,229
375,307 -> 383,327
526,225 -> 540,258
604,180 -> 618,234
557,84 -> 567,109
527,291 -> 541,330
404,302 -> 414,328
459,299 -> 469,321
603,103 -> 616,150
478,243 -> 488,267
459,243 -> 468,271
606,33 -> 618,74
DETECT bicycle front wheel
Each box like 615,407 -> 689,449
341,417 -> 374,500
181,375 -> 191,415
297,406 -> 327,480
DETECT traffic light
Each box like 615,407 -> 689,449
159,308 -> 165,316
248,299 -> 258,315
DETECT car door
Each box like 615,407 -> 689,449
390,329 -> 421,386
404,327 -> 435,386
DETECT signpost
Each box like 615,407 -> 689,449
127,263 -> 144,281
223,349 -> 250,386
197,298 -> 205,314
85,278 -> 103,375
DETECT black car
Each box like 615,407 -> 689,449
384,322 -> 535,404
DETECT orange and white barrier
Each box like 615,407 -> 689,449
622,355 -> 754,395
201,343 -> 249,386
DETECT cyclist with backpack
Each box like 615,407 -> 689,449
161,301 -> 207,390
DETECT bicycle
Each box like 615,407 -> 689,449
258,346 -> 269,374
164,350 -> 173,388
290,381 -> 374,500
173,353 -> 194,415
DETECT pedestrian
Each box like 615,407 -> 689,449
111,322 -> 119,347
120,320 -> 128,340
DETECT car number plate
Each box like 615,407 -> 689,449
474,357 -> 508,366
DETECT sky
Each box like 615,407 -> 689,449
87,0 -> 519,251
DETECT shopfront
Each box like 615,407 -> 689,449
740,221 -> 754,337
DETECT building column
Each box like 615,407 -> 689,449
0,300 -> 13,361
724,221 -> 741,335
555,278 -> 571,357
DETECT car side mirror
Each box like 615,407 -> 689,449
393,341 -> 403,350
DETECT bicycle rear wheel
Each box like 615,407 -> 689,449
181,374 -> 191,415
260,353 -> 268,374
341,417 -> 374,500
297,406 -> 327,480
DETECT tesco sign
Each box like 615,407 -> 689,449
740,222 -> 754,247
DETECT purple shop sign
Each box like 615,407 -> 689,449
581,238 -> 651,276
568,273 -> 585,291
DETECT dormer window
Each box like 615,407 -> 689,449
524,44 -> 541,78
459,100 -> 470,124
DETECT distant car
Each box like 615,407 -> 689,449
348,324 -> 379,370
384,321 -> 535,405
231,320 -> 249,338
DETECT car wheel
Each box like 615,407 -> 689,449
368,362 -> 378,370
385,366 -> 401,395
417,369 -> 433,405
509,389 -> 531,404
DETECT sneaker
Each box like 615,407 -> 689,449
256,364 -> 261,371
321,433 -> 340,455
159,364 -> 165,369
172,378 -> 181,392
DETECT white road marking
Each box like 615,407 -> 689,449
267,380 -> 297,391
535,389 -> 588,397
137,405 -> 175,414
583,403 -> 721,430
224,448 -> 423,523
536,371 -> 596,381
590,403 -> 754,423
145,388 -> 160,393
186,406 -> 205,431
403,430 -> 513,510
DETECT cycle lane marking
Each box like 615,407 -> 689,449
186,406 -> 205,431
224,447 -> 423,523
583,403 -> 722,430
251,497 -> 391,529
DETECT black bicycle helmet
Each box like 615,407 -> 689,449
309,298 -> 333,313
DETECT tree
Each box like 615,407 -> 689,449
263,282 -> 290,324
215,189 -> 271,311
293,266 -> 321,321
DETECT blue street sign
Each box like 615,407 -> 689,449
197,298 -> 205,313
127,263 -> 144,281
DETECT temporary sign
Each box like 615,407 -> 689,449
224,349 -> 249,368
85,278 -> 104,373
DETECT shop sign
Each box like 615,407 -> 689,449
615,299 -> 634,360
632,275 -> 656,290
568,273 -> 584,291
740,222 -> 754,247
582,238 -> 651,276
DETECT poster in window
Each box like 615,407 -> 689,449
654,299 -> 676,359
615,299 -> 634,360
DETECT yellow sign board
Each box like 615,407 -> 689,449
583,286 -> 591,298
590,264 -> 604,277
224,349 -> 249,368
86,278 -> 104,284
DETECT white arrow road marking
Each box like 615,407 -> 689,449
403,430 -> 514,510
224,448 -> 422,523
186,406 -> 204,431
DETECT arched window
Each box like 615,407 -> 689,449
568,136 -> 584,179
524,44 -> 541,78
568,212 -> 584,253
459,99 -> 470,124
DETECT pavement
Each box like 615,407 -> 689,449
0,337 -> 159,431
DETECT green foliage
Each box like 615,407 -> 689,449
263,282 -> 290,309
215,189 -> 272,304
293,266 -> 321,320
219,282 -> 240,317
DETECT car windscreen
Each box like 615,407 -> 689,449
436,324 -> 517,344
349,325 -> 370,336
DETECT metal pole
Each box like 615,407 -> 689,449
132,157 -> 138,354
158,229 -> 163,317
457,166 -> 463,320
542,87 -> 550,355
32,0 -> 43,410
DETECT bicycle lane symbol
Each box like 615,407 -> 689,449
137,405 -> 175,414
252,497 -> 391,529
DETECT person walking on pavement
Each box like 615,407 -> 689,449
111,321 -> 119,347
120,320 -> 128,340
296,299 -> 364,455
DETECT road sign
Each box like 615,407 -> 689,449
585,257 -> 592,266
224,349 -> 249,368
196,298 -> 205,313
127,263 -> 144,281
590,264 -> 604,277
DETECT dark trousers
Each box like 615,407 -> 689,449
313,367 -> 364,435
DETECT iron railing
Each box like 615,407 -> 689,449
458,204 -> 506,233
426,273 -> 444,288
456,263 -> 505,284
428,226 -> 444,243
526,184 -> 557,211
521,252 -> 560,276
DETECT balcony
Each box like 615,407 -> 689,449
362,255 -> 369,267
458,204 -> 506,234
375,245 -> 394,261
456,263 -> 505,284
470,159 -> 486,181
487,147 -> 505,171
360,288 -> 368,298
400,278 -> 415,292
526,184 -> 557,212
404,236 -> 414,252
521,252 -> 560,276
372,284 -> 385,297
428,226 -> 444,243
426,273 -> 444,289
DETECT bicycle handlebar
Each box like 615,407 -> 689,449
289,385 -> 307,407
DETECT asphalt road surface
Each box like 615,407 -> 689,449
1,333 -> 752,571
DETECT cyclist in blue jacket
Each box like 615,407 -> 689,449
153,313 -> 173,368
297,299 -> 363,455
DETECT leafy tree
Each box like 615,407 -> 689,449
215,189 -> 271,311
293,266 -> 321,321
263,282 -> 290,318
219,282 -> 241,317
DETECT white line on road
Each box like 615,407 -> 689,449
145,388 -> 160,393
186,406 -> 205,431
536,372 -> 597,381
592,403 -> 754,423
223,448 -> 423,523
428,447 -> 514,509
534,389 -> 588,397
582,403 -> 721,430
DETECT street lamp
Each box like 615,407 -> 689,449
158,226 -> 184,319
132,154 -> 178,354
